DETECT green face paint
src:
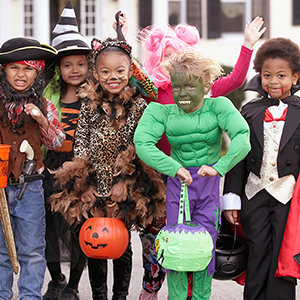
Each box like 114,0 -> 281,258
171,72 -> 207,113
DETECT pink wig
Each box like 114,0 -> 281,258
140,24 -> 200,90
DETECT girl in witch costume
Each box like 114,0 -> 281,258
42,2 -> 93,300
223,38 -> 300,300
133,51 -> 250,300
0,37 -> 64,300
49,37 -> 165,300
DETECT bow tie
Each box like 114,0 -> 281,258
264,107 -> 287,122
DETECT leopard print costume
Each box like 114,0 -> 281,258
73,81 -> 147,195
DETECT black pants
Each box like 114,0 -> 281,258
241,189 -> 296,300
88,232 -> 132,300
44,150 -> 87,288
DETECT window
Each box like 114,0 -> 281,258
139,0 -> 152,28
169,1 -> 181,25
82,0 -> 96,36
139,0 -> 267,40
24,0 -> 34,37
195,0 -> 267,40
169,0 -> 186,25
220,0 -> 251,34
221,2 -> 246,33
187,0 -> 202,36
138,0 -> 187,31
293,0 -> 300,25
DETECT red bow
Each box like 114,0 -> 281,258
264,107 -> 287,122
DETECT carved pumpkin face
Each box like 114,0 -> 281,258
79,217 -> 129,259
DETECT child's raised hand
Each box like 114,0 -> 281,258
197,165 -> 219,178
112,11 -> 128,39
176,167 -> 193,186
243,16 -> 267,50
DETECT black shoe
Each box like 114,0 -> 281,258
43,275 -> 67,300
59,287 -> 80,300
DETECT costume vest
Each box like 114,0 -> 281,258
0,100 -> 45,179
245,125 -> 295,204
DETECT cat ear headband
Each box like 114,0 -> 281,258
91,38 -> 132,63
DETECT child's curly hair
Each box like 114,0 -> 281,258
253,37 -> 300,74
162,51 -> 223,85
0,68 -> 46,134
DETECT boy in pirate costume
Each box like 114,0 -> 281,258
0,37 -> 64,300
42,2 -> 93,300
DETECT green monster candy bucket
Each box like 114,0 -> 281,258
155,182 -> 214,272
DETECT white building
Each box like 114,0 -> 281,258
0,0 -> 299,100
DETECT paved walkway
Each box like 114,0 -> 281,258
12,231 -> 298,299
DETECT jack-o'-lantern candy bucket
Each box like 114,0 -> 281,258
155,182 -> 214,272
0,145 -> 10,188
79,217 -> 129,259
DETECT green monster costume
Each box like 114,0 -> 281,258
134,90 -> 250,299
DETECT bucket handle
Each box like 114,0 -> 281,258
227,221 -> 237,260
178,181 -> 191,224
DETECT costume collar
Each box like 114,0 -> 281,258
244,74 -> 300,97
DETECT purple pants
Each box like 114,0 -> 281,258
166,167 -> 221,275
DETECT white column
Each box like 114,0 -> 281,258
117,0 -> 129,17
97,0 -> 107,40
33,0 -> 50,44
0,0 -> 12,44
180,0 -> 186,23
201,0 -> 207,39
152,0 -> 168,26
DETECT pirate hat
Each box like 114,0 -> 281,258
0,37 -> 57,65
51,0 -> 90,57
